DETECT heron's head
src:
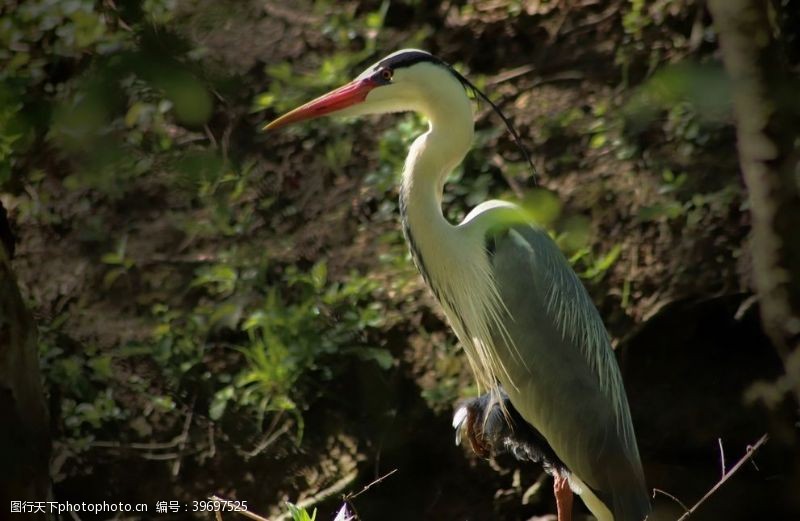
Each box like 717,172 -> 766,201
262,49 -> 471,131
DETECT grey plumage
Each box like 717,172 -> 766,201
487,225 -> 650,521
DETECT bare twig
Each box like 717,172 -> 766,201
486,67 -> 583,87
529,71 -> 585,89
171,400 -> 195,476
240,420 -> 292,459
90,439 -> 185,450
137,253 -> 223,266
204,124 -> 219,149
207,422 -> 217,460
139,452 -> 182,461
676,434 -> 768,520
491,154 -> 524,199
734,294 -> 759,320
487,64 -> 536,86
717,438 -> 727,478
345,468 -> 398,501
274,470 -> 359,521
561,4 -> 621,37
652,487 -> 690,514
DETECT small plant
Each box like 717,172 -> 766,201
101,236 -> 136,289
286,503 -> 316,521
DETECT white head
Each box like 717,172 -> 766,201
263,49 -> 474,131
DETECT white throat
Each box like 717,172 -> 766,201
398,75 -> 514,392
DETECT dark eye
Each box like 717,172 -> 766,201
380,68 -> 393,81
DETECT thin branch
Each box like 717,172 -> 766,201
240,420 -> 292,459
345,468 -> 398,501
90,439 -> 184,450
172,399 -> 195,476
140,452 -> 183,461
652,488 -> 690,514
560,4 -> 621,38
486,64 -> 536,86
204,124 -> 219,149
207,421 -> 217,460
486,67 -> 583,88
274,470 -> 359,521
676,434 -> 768,521
717,438 -> 727,478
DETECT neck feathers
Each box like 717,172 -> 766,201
398,74 -> 514,394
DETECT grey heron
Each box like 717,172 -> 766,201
264,49 -> 650,521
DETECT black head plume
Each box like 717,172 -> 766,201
375,50 -> 538,185
446,64 -> 538,186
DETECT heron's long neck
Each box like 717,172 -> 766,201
398,96 -> 475,301
398,100 -> 511,393
399,105 -> 474,243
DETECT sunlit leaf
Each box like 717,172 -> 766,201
558,215 -> 591,253
310,261 -> 327,290
357,347 -> 394,370
520,188 -> 562,226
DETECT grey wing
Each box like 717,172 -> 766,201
488,225 -> 650,521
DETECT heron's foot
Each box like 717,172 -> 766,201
452,402 -> 491,459
466,405 -> 492,458
553,473 -> 573,521
453,389 -> 568,473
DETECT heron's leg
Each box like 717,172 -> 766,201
553,473 -> 573,521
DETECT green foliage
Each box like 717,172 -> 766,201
38,322 -> 126,440
368,113 -> 427,193
254,1 -> 393,116
625,62 -> 732,155
286,503 -> 317,521
418,335 -> 473,412
139,256 -> 391,434
515,188 -> 619,281
570,244 -> 623,281
3,0 -> 417,461
637,169 -> 740,227
617,0 -> 706,85
520,188 -> 562,227
101,236 -> 136,289
0,0 -> 218,196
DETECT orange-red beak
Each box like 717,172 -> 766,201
262,78 -> 377,132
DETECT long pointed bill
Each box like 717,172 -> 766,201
262,78 -> 376,132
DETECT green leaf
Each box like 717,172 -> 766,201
101,252 -> 124,265
589,133 -> 607,149
520,188 -> 562,226
286,503 -> 316,521
310,261 -> 327,290
357,347 -> 394,370
582,244 -> 622,279
103,267 -> 125,289
209,386 -> 235,420
88,355 -> 113,380
252,92 -> 276,112
557,215 -> 591,253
